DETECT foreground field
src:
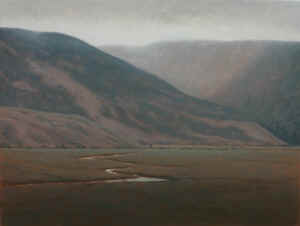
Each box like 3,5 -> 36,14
0,147 -> 300,226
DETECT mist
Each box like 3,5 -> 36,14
1,0 -> 300,45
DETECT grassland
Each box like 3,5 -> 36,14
1,147 -> 300,226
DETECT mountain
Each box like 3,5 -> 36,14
213,42 -> 300,145
0,28 -> 283,147
101,41 -> 266,99
102,41 -> 300,145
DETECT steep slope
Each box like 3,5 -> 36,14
213,42 -> 300,145
102,41 -> 300,145
0,107 -> 121,148
101,41 -> 267,99
0,28 -> 283,147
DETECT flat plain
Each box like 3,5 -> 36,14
1,147 -> 300,226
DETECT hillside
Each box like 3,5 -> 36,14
213,42 -> 300,145
0,28 -> 283,147
102,41 -> 300,145
101,41 -> 267,99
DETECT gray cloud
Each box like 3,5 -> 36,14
1,0 -> 300,45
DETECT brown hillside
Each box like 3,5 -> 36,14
0,29 -> 284,147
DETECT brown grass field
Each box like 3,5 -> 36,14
1,147 -> 300,226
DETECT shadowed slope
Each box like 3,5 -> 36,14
213,42 -> 300,145
102,41 -> 300,145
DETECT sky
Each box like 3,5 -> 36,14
1,0 -> 300,46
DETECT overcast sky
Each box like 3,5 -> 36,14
1,0 -> 300,45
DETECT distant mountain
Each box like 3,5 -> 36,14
0,28 -> 283,147
102,41 -> 300,145
102,41 -> 267,99
213,42 -> 300,145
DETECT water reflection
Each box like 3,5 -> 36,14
105,168 -> 168,183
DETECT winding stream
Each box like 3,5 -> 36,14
81,152 -> 169,183
104,168 -> 168,183
7,152 -> 169,188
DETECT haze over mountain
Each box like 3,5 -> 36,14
0,28 -> 283,148
2,0 -> 300,45
102,41 -> 266,99
102,41 -> 300,145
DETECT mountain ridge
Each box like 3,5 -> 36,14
102,40 -> 300,145
0,28 -> 284,147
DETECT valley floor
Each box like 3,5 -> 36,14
0,147 -> 300,226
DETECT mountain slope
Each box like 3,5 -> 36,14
0,28 -> 283,147
102,41 -> 300,145
213,42 -> 300,145
101,41 -> 267,99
